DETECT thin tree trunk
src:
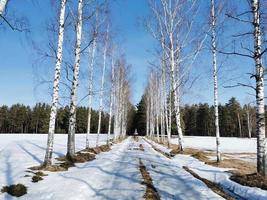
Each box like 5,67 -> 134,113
86,27 -> 97,149
252,0 -> 266,176
96,24 -> 109,147
211,0 -> 221,162
247,108 -> 252,138
43,0 -> 67,166
107,50 -> 115,145
170,33 -> 183,151
237,112 -> 242,137
67,0 -> 83,158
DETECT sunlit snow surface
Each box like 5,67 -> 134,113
147,137 -> 267,200
0,134 -> 224,200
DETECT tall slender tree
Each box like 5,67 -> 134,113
43,0 -> 67,167
211,0 -> 221,162
96,23 -> 109,147
107,46 -> 115,145
67,0 -> 83,159
86,12 -> 99,149
252,0 -> 266,176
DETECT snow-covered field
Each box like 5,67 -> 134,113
146,138 -> 267,200
0,134 -> 222,200
0,134 -> 266,199
0,133 -> 111,199
171,136 -> 257,153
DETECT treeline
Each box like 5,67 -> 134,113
134,97 -> 258,138
0,103 -> 110,133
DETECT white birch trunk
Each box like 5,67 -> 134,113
170,32 -> 184,151
96,25 -> 109,147
246,108 -> 252,138
67,0 -> 83,158
44,0 -> 67,166
86,31 -> 97,149
252,0 -> 266,176
107,51 -> 115,145
211,0 -> 221,162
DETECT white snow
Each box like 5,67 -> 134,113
172,155 -> 267,200
146,137 -> 267,200
171,136 -> 257,153
0,134 -> 226,200
1,134 -> 267,200
139,139 -> 223,200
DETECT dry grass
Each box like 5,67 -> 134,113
183,167 -> 235,200
1,184 -> 27,197
25,171 -> 48,183
30,143 -> 112,173
230,173 -> 267,191
208,159 -> 256,175
139,159 -> 160,200
29,165 -> 67,172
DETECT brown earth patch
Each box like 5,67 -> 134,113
29,165 -> 67,172
230,173 -> 267,191
139,144 -> 144,151
1,184 -> 27,197
139,159 -> 160,200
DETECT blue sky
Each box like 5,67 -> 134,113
0,0 -> 258,107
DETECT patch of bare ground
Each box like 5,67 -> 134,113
29,164 -> 68,172
139,159 -> 160,200
183,166 -> 235,200
230,173 -> 267,191
139,144 -> 144,151
25,170 -> 48,183
1,184 -> 27,197
208,159 -> 256,174
30,143 -> 112,172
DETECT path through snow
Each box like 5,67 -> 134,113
1,136 -> 223,199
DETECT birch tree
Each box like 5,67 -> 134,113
86,13 -> 98,149
107,47 -> 115,145
67,0 -> 83,159
43,0 -> 67,167
147,0 -> 205,151
96,24 -> 109,147
223,0 -> 267,175
211,0 -> 221,162
252,0 -> 266,176
113,58 -> 131,140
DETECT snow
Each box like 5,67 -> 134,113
172,155 -> 267,200
1,134 -> 266,200
0,134 -> 225,199
146,137 -> 267,200
139,139 -> 223,200
0,134 -> 111,199
171,136 -> 257,153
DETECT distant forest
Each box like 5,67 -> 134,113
0,97 -> 261,137
0,103 -> 111,134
